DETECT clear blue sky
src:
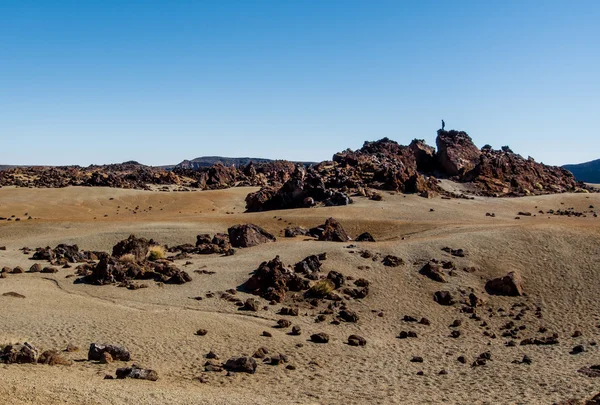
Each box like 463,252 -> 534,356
1,0 -> 598,166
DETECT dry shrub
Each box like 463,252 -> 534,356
147,245 -> 166,261
309,279 -> 335,297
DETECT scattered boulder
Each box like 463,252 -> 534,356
338,309 -> 359,323
382,255 -> 404,267
253,347 -> 269,359
29,263 -> 42,272
348,335 -> 366,346
243,256 -> 309,303
115,365 -> 159,381
356,232 -> 375,242
0,343 -> 39,364
284,226 -> 310,238
41,266 -> 58,273
318,218 -> 351,242
420,261 -> 447,282
242,298 -> 261,312
277,319 -> 292,328
38,350 -> 72,366
327,271 -> 346,289
224,356 -> 257,374
486,272 -> 524,296
88,343 -> 131,362
310,333 -> 330,344
433,290 -> 455,306
228,224 -> 276,248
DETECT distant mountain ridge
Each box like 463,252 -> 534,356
173,156 -> 315,170
563,159 -> 600,183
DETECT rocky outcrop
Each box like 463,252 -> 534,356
1,129 -> 590,205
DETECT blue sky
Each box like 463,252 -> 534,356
0,0 -> 598,166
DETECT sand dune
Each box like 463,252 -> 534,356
1,186 -> 599,404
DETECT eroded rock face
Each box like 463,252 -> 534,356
485,271 -> 524,296
436,130 -> 481,176
228,224 -> 276,248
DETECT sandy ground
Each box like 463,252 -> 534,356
1,185 -> 599,404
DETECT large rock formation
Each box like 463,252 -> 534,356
0,129 -> 590,207
436,130 -> 481,176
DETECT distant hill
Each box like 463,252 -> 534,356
563,159 -> 600,183
173,156 -> 314,170
0,165 -> 16,171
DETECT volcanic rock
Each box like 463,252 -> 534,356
116,365 -> 159,381
88,343 -> 131,362
224,356 -> 257,374
486,272 -> 524,296
228,224 -> 276,248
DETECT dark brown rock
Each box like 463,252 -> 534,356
310,333 -> 330,343
1,343 -> 39,364
224,356 -> 257,374
318,218 -> 351,242
88,343 -> 131,362
486,272 -> 524,296
116,365 -> 159,381
228,224 -> 276,248
433,290 -> 455,306
420,261 -> 447,283
436,129 -> 481,176
112,235 -> 151,261
348,335 -> 367,346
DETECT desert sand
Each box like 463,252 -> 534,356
1,185 -> 599,404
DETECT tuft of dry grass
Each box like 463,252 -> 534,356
309,279 -> 335,297
118,253 -> 136,263
147,245 -> 166,261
